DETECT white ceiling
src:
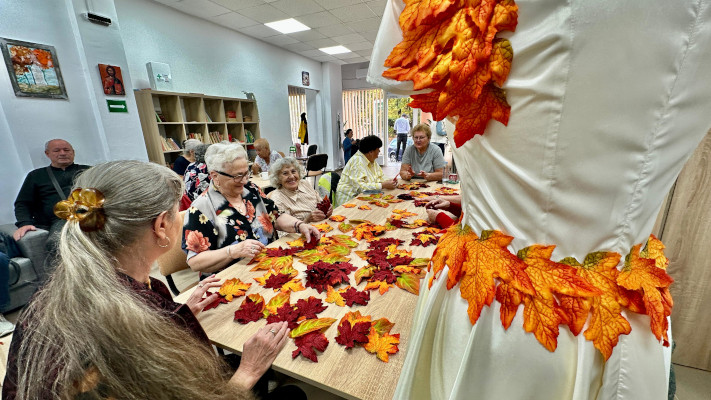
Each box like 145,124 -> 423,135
151,0 -> 388,65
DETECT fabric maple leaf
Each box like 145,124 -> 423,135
410,231 -> 440,247
263,292 -> 290,317
202,291 -> 229,311
336,320 -> 371,349
325,285 -> 347,307
294,297 -> 328,320
560,252 -> 631,360
358,205 -> 372,210
305,261 -> 356,293
384,0 -> 518,147
266,303 -> 300,329
364,327 -> 400,363
218,278 -> 251,301
252,255 -> 293,272
313,223 -> 334,233
233,294 -> 265,324
292,331 -> 329,362
316,195 -> 331,214
329,215 -> 346,222
263,273 -> 294,291
618,243 -> 674,346
338,222 -> 353,233
341,287 -> 371,307
342,203 -> 356,208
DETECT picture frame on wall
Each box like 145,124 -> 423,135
302,71 -> 310,86
98,64 -> 126,95
0,38 -> 67,99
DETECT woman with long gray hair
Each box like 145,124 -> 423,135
2,160 -> 289,399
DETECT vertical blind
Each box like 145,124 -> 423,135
342,89 -> 385,140
288,86 -> 307,144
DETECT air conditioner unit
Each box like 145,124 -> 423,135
356,68 -> 368,79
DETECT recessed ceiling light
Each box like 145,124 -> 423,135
264,18 -> 310,34
319,46 -> 351,55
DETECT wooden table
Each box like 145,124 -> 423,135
177,182 -> 459,400
249,175 -> 273,189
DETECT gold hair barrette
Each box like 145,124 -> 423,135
54,188 -> 106,232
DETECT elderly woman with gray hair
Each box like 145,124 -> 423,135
268,157 -> 332,223
183,143 -> 320,274
173,138 -> 202,177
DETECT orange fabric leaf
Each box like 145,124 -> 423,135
364,328 -> 400,363
313,223 -> 334,233
641,234 -> 669,270
458,230 -> 534,325
252,255 -> 293,271
618,244 -> 674,345
495,282 -> 523,330
329,215 -> 346,222
342,203 -> 356,208
263,292 -> 291,317
429,223 -> 478,289
325,285 -> 347,307
358,205 -> 372,211
281,279 -> 306,293
218,278 -> 251,301
560,252 -> 630,360
364,280 -> 393,295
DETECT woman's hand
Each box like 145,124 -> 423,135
310,209 -> 327,222
251,163 -> 261,175
426,209 -> 456,225
231,322 -> 289,390
299,223 -> 321,243
326,205 -> 333,217
426,198 -> 450,210
400,170 -> 412,180
186,275 -> 222,315
382,180 -> 397,190
227,239 -> 265,260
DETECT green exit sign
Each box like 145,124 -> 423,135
106,99 -> 128,113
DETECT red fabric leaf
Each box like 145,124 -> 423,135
292,331 -> 329,362
263,273 -> 294,290
335,320 -> 372,349
233,296 -> 264,324
294,296 -> 328,320
202,291 -> 229,311
305,261 -> 356,293
266,303 -> 300,329
341,287 -> 371,307
316,195 -> 331,214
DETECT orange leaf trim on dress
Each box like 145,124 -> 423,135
383,0 -> 518,147
430,224 -> 673,359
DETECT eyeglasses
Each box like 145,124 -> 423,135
216,170 -> 249,181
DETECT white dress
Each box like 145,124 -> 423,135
368,0 -> 711,399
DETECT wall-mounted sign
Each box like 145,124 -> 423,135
106,99 -> 127,113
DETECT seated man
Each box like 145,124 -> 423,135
13,139 -> 90,257
399,124 -> 446,181
251,138 -> 282,174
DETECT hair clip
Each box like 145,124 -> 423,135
54,188 -> 106,232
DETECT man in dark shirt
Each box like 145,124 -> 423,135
13,140 -> 90,255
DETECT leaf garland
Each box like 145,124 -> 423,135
384,0 -> 519,147
430,223 -> 673,359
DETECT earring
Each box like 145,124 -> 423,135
158,237 -> 170,248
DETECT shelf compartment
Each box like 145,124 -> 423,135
227,123 -> 244,143
204,98 -> 225,123
152,95 -> 182,122
241,101 -> 258,122
207,123 -> 227,144
224,100 -> 242,123
181,96 -> 205,123
186,124 -> 208,142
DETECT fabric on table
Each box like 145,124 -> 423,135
182,182 -> 280,262
270,180 -> 321,222
255,150 -> 283,174
369,0 -> 711,399
334,151 -> 385,207
401,143 -> 446,174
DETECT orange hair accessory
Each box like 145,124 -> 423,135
54,188 -> 106,232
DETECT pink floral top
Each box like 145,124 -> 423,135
182,182 -> 280,263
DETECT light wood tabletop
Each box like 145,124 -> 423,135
177,182 -> 459,400
249,175 -> 272,189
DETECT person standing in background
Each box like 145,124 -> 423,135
394,113 -> 410,161
429,119 -> 447,155
342,129 -> 355,165
298,113 -> 309,145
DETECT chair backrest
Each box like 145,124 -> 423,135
305,154 -> 328,172
277,151 -> 285,157
307,144 -> 318,156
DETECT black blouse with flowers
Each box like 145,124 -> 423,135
182,181 -> 281,261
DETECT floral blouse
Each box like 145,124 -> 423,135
184,162 -> 210,201
182,182 -> 281,261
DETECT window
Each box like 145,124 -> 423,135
342,89 -> 385,139
288,86 -> 307,144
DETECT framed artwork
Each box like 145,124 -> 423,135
98,64 -> 125,95
302,71 -> 310,86
0,38 -> 67,99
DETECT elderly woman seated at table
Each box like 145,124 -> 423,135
268,157 -> 333,223
3,160 -> 292,399
334,135 -> 397,207
183,143 -> 320,275
184,143 -> 211,201
399,123 -> 446,181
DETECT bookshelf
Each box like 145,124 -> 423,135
134,89 -> 260,167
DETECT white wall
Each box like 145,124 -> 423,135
342,62 -> 375,90
0,0 -> 145,225
116,0 -> 331,154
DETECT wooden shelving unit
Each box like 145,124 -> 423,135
134,89 -> 260,167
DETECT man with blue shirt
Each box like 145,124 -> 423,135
394,113 -> 410,162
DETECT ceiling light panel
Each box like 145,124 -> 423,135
265,18 -> 311,34
319,45 -> 351,55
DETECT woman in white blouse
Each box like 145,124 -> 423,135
268,158 -> 332,223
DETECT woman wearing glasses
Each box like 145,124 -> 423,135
268,157 -> 332,223
182,143 -> 320,275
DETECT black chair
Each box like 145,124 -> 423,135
305,154 -> 328,188
306,144 -> 318,157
